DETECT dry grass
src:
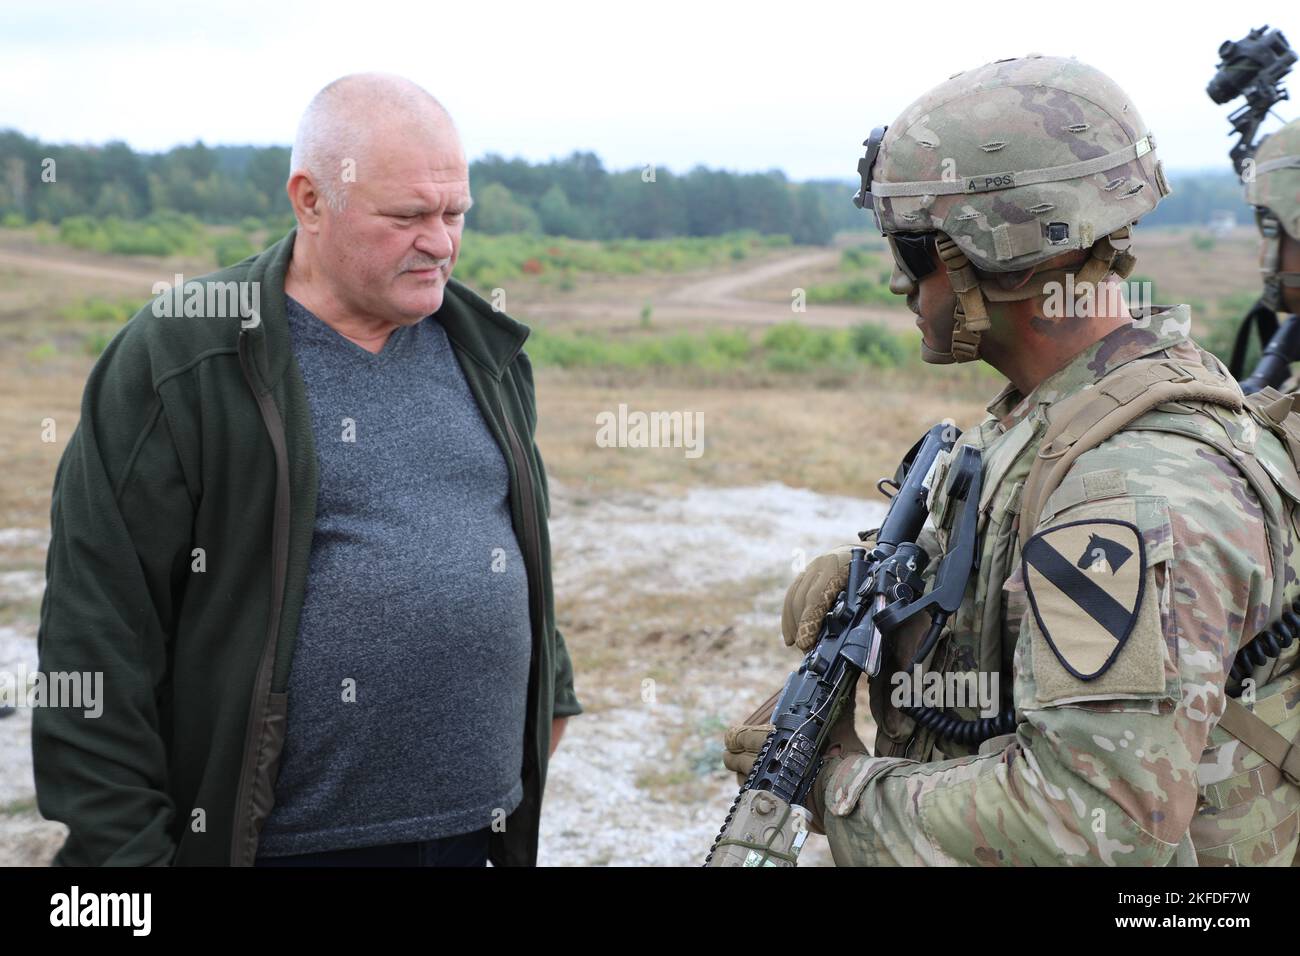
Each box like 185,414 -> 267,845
534,368 -> 993,497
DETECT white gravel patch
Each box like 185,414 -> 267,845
550,481 -> 887,601
540,480 -> 882,868
0,570 -> 44,602
538,694 -> 833,868
0,528 -> 48,550
0,624 -> 40,807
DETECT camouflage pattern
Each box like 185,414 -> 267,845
1246,117 -> 1300,241
819,308 -> 1300,865
870,55 -> 1170,274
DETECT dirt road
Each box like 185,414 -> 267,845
511,247 -> 911,331
0,248 -> 166,290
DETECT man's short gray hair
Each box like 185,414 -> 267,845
289,73 -> 456,212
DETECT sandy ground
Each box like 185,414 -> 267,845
0,479 -> 886,867
537,481 -> 886,865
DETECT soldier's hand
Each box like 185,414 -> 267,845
782,545 -> 861,651
721,689 -> 781,785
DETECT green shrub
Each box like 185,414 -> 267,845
58,212 -> 207,256
840,246 -> 878,271
455,231 -> 786,290
849,322 -> 907,366
61,296 -> 136,325
83,330 -> 116,355
703,330 -> 752,362
212,233 -> 256,267
765,351 -> 811,372
806,278 -> 895,306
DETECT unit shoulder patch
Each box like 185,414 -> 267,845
1022,517 -> 1146,681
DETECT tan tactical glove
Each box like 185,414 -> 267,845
782,544 -> 862,652
783,528 -> 945,653
722,688 -> 781,783
723,685 -> 868,835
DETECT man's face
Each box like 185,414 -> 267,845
887,242 -> 957,357
1280,232 -> 1300,314
315,131 -> 471,324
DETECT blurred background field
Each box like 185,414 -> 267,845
0,136 -> 1273,864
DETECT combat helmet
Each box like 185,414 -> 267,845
855,55 -> 1172,363
1244,117 -> 1300,311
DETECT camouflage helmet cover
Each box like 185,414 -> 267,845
1246,117 -> 1300,241
867,55 -> 1171,275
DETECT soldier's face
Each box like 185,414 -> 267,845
1281,233 -> 1300,314
889,253 -> 958,357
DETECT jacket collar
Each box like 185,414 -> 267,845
245,228 -> 531,387
986,304 -> 1195,430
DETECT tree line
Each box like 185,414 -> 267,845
0,128 -> 1256,243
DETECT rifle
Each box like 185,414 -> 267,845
704,423 -> 986,866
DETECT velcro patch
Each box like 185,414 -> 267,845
1022,518 -> 1145,680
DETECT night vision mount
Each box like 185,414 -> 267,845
1208,25 -> 1296,176
852,125 -> 888,230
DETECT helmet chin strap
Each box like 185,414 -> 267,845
919,340 -> 956,364
920,227 -> 1138,364
1256,212 -> 1300,311
928,235 -> 990,363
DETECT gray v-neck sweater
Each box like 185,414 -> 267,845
255,296 -> 532,857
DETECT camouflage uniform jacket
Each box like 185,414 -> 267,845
819,306 -> 1300,865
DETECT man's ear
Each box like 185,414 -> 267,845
287,172 -> 323,231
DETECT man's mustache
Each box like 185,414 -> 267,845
400,256 -> 452,272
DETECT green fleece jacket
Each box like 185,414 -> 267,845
33,229 -> 581,866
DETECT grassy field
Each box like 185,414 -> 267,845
0,222 -> 1271,865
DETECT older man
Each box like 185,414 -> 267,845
32,73 -> 580,867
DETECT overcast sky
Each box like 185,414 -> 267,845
3,0 -> 1298,179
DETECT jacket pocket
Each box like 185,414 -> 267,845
825,755 -> 914,818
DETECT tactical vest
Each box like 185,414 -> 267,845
871,355 -> 1300,866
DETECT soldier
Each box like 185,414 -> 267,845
725,55 -> 1300,865
1247,117 -> 1300,320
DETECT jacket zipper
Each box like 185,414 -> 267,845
498,400 -> 545,784
230,330 -> 293,865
